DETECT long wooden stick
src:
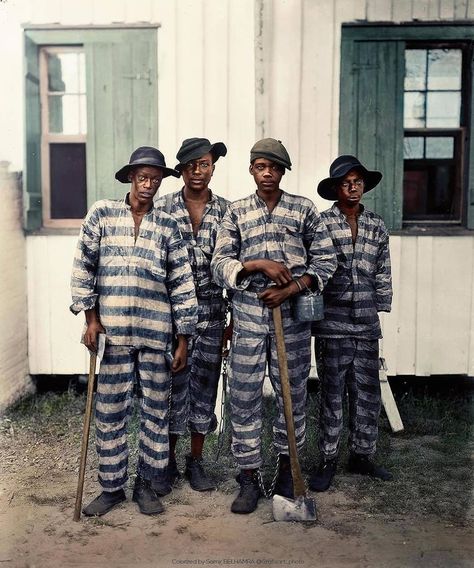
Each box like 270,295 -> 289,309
272,306 -> 307,498
73,352 -> 97,521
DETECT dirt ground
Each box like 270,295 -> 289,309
0,414 -> 473,568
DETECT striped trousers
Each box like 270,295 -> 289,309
95,345 -> 170,491
230,322 -> 311,470
316,338 -> 381,458
169,299 -> 226,435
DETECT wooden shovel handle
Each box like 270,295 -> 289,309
73,352 -> 97,521
272,306 -> 307,498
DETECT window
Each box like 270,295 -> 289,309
339,25 -> 474,231
403,47 -> 466,223
24,26 -> 159,231
40,47 -> 87,227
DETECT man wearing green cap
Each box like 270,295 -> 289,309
155,138 -> 230,491
71,146 -> 198,517
211,138 -> 337,514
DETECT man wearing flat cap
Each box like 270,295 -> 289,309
212,138 -> 337,514
309,155 -> 393,493
70,146 -> 198,517
155,137 -> 230,491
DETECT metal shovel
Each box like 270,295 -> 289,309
272,306 -> 317,522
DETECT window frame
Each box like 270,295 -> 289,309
39,46 -> 87,228
340,23 -> 474,232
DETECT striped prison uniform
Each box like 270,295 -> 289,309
211,191 -> 337,469
71,196 -> 198,490
156,189 -> 229,435
312,203 -> 392,458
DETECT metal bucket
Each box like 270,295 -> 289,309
292,293 -> 324,322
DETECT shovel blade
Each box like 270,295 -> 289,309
272,494 -> 317,522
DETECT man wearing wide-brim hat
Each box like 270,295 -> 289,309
71,146 -> 198,517
211,138 -> 337,514
309,155 -> 393,493
155,137 -> 230,492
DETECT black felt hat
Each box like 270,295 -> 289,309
174,138 -> 227,171
317,155 -> 382,200
115,146 -> 179,183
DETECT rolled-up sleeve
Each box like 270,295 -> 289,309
70,205 -> 101,315
166,223 -> 199,335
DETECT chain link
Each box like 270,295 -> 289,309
215,350 -> 228,462
256,453 -> 280,499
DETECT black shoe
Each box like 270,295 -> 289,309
82,489 -> 126,517
150,476 -> 172,496
167,458 -> 181,486
308,458 -> 337,492
184,455 -> 216,491
273,455 -> 294,499
347,454 -> 393,481
132,476 -> 164,515
231,470 -> 261,514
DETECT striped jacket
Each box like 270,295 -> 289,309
70,196 -> 198,350
155,189 -> 229,300
211,191 -> 337,319
312,203 -> 392,339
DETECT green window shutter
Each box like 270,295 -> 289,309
24,34 -> 42,231
468,51 -> 474,230
339,38 -> 404,230
85,31 -> 158,204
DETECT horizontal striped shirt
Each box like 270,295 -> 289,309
312,203 -> 392,339
155,188 -> 229,300
211,190 -> 337,327
70,196 -> 198,350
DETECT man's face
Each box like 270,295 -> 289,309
129,166 -> 164,203
181,152 -> 214,192
249,158 -> 285,193
336,168 -> 365,207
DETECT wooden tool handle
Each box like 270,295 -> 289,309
272,306 -> 307,498
73,352 -> 97,521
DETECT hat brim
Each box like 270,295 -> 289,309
115,164 -> 180,183
174,142 -> 227,172
317,169 -> 382,200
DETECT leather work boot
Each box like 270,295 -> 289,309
82,489 -> 126,517
184,454 -> 216,491
347,453 -> 393,481
231,469 -> 261,514
150,475 -> 172,496
132,476 -> 164,515
308,457 -> 337,492
273,454 -> 294,499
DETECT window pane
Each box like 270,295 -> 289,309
405,49 -> 426,91
48,94 -> 86,134
47,52 -> 84,94
49,143 -> 87,219
404,92 -> 426,127
427,49 -> 462,90
426,92 -> 460,127
425,137 -> 454,159
404,137 -> 424,159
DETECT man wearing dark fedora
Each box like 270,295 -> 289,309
155,138 -> 229,491
71,146 -> 198,516
309,155 -> 393,493
211,138 -> 336,514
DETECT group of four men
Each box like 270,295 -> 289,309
70,137 -> 393,518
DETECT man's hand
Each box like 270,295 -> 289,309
241,259 -> 293,287
83,320 -> 106,353
258,285 -> 293,308
171,335 -> 188,374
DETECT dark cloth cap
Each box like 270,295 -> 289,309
115,146 -> 179,182
317,155 -> 382,200
174,138 -> 227,171
250,138 -> 292,170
